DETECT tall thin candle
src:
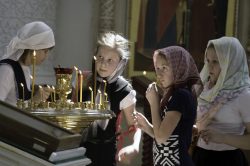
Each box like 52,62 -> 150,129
52,86 -> 56,102
79,70 -> 83,102
93,56 -> 97,105
39,85 -> 43,102
47,85 -> 52,101
103,80 -> 107,94
31,50 -> 36,102
98,89 -> 102,105
20,83 -> 24,101
89,87 -> 93,104
74,66 -> 78,102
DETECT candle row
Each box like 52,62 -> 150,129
20,83 -> 56,102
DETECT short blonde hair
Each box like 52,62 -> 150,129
97,32 -> 129,60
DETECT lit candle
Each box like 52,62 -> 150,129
20,83 -> 24,101
79,70 -> 83,102
31,50 -> 36,103
89,86 -> 93,104
52,86 -> 56,102
98,89 -> 102,105
74,66 -> 78,102
39,85 -> 43,102
93,56 -> 97,105
47,85 -> 52,101
103,80 -> 107,94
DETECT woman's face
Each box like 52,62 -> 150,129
206,47 -> 221,85
154,53 -> 174,89
96,46 -> 120,78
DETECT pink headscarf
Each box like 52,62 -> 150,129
154,46 -> 202,107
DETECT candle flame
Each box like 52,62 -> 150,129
89,87 -> 92,91
30,75 -> 33,79
20,83 -> 24,87
93,56 -> 97,61
33,50 -> 36,56
74,66 -> 78,71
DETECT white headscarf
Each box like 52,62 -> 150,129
96,32 -> 129,84
1,21 -> 55,61
199,37 -> 250,105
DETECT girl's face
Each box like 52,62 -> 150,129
206,47 -> 221,85
96,46 -> 120,78
154,54 -> 174,89
21,49 -> 50,65
35,49 -> 50,65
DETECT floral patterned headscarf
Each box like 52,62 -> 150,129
154,46 -> 201,107
198,37 -> 250,113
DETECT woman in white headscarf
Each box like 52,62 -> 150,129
0,21 -> 55,106
193,37 -> 250,166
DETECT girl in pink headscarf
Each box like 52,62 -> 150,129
134,46 -> 201,166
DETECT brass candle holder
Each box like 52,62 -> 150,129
54,67 -> 74,110
16,66 -> 115,133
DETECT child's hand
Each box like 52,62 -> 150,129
117,145 -> 138,165
133,112 -> 150,132
200,129 -> 224,144
196,103 -> 222,131
145,82 -> 160,107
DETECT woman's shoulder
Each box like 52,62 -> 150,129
173,88 -> 192,98
0,64 -> 15,75
171,88 -> 196,106
237,88 -> 250,102
113,76 -> 133,92
0,64 -> 15,83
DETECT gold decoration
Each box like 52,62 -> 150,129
16,67 -> 114,133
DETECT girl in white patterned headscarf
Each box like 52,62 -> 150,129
193,37 -> 250,166
0,21 -> 55,106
